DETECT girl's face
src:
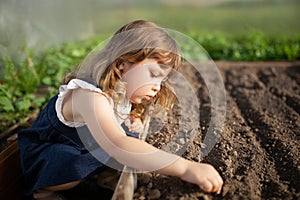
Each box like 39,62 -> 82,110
121,58 -> 171,104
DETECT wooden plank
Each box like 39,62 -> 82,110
0,138 -> 23,199
111,114 -> 151,200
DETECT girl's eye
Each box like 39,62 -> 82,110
150,71 -> 159,78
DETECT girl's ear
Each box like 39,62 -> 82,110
118,63 -> 124,74
118,62 -> 124,70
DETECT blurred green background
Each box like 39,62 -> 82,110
92,0 -> 300,37
1,0 -> 299,53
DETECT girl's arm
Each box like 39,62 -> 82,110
72,89 -> 223,194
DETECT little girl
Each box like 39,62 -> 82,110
18,20 -> 223,199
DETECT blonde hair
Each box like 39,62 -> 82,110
63,20 -> 181,120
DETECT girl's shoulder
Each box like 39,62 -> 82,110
56,79 -> 111,127
59,79 -> 104,95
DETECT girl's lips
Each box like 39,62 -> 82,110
144,95 -> 153,100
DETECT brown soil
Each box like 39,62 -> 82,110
133,61 -> 300,200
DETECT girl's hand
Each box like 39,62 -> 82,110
180,161 -> 223,194
124,116 -> 144,134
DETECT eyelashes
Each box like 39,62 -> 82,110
150,71 -> 169,86
150,71 -> 159,78
148,64 -> 171,84
149,68 -> 166,78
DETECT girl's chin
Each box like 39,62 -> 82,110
130,97 -> 142,104
131,96 -> 151,104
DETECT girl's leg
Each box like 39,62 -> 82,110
33,181 -> 81,200
44,180 -> 81,191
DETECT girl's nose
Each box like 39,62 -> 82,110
152,84 -> 161,92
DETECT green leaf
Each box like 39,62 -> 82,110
0,84 -> 12,98
42,76 -> 52,85
16,98 -> 31,111
0,96 -> 15,112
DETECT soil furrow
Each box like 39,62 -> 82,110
225,91 -> 294,199
221,69 -> 295,199
285,65 -> 300,86
225,67 -> 300,145
226,70 -> 300,196
207,94 -> 265,199
257,67 -> 300,115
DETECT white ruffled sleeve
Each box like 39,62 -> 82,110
55,79 -> 131,127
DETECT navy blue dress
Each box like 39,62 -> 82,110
18,95 -> 137,195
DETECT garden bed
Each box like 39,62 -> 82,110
133,61 -> 300,200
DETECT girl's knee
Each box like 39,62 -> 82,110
44,180 -> 81,191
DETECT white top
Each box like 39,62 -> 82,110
55,79 -> 131,127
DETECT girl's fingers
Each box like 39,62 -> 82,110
208,176 -> 223,194
211,179 -> 221,194
217,176 -> 223,194
199,181 -> 213,193
215,174 -> 223,194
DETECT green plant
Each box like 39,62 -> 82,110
0,36 -> 104,132
0,56 -> 46,130
192,31 -> 300,61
